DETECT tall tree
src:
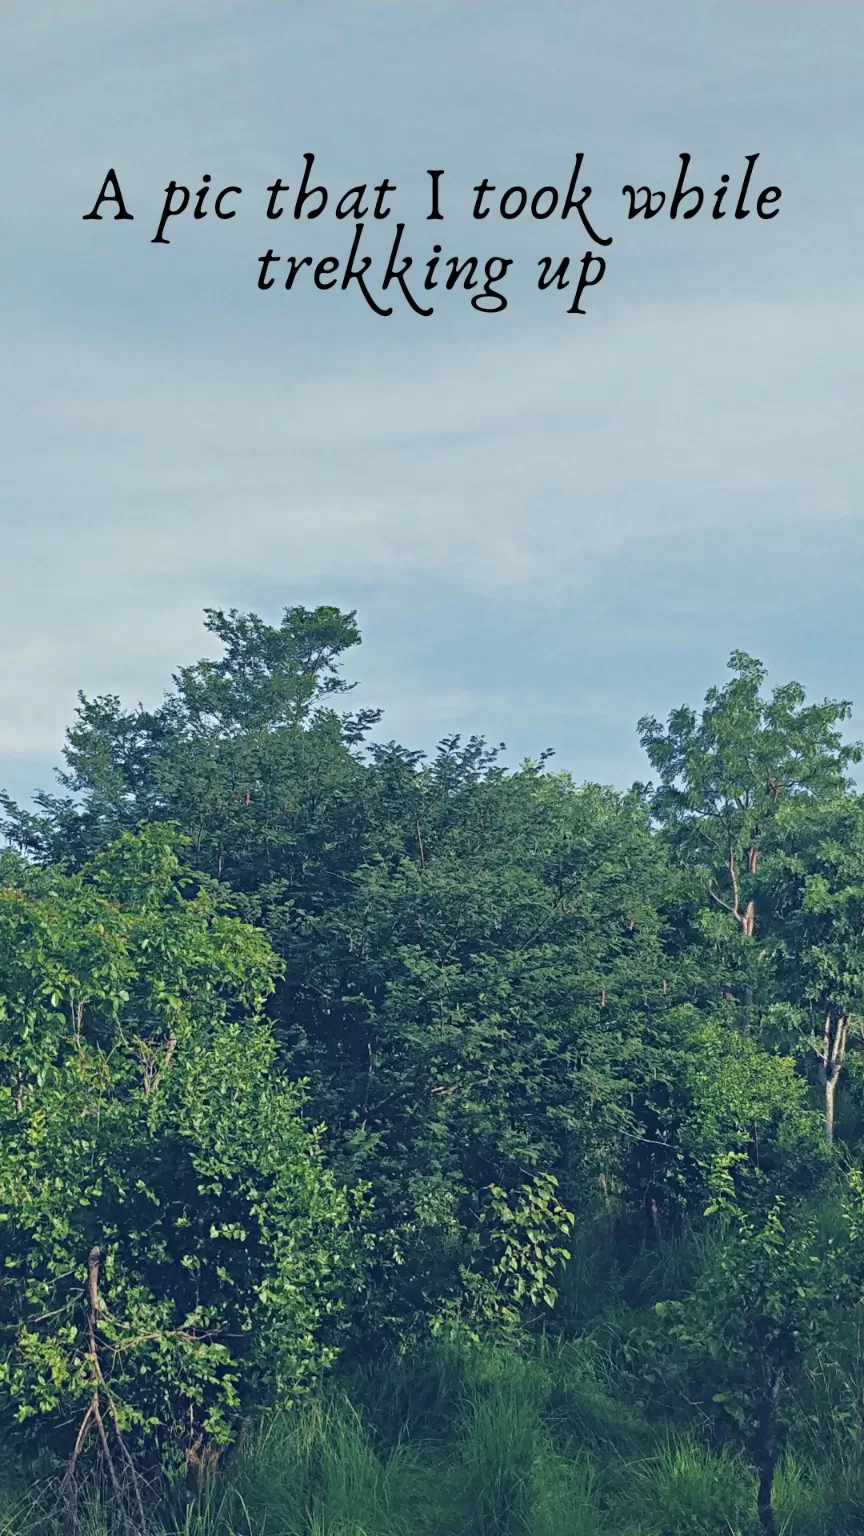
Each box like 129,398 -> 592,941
638,651 -> 859,942
638,653 -> 862,1135
0,603 -> 377,875
765,794 -> 864,1142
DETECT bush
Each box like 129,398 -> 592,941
0,829 -> 363,1483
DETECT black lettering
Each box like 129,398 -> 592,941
257,250 -> 280,289
341,223 -> 392,315
193,176 -> 211,220
735,154 -> 760,219
266,179 -> 289,219
445,255 -> 478,290
381,223 -> 433,315
500,186 -> 527,219
427,169 -> 444,220
538,255 -> 570,290
567,250 -> 606,314
214,186 -> 241,219
151,181 -> 190,244
335,186 -> 368,219
294,154 -> 327,219
472,256 -> 511,313
425,244 -> 442,290
622,184 -> 665,218
757,185 -> 781,219
712,175 -> 730,219
531,187 -> 558,219
314,256 -> 339,289
82,168 -> 134,221
284,256 -> 313,289
561,156 -> 612,245
669,154 -> 703,219
373,179 -> 396,219
472,179 -> 495,219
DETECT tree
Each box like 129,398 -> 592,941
659,1156 -> 864,1536
765,794 -> 864,1142
638,652 -> 862,1138
307,768 -> 672,1332
0,604 -> 377,879
2,612 -> 677,1336
0,827 -> 360,1486
638,651 -> 859,942
629,1006 -> 825,1232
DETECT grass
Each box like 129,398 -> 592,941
1,1330 -> 862,1536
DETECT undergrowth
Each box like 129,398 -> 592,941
3,1319 -> 863,1536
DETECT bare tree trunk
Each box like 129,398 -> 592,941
755,1374 -> 781,1536
757,1446 -> 777,1536
819,1011 -> 848,1146
743,847 -> 758,937
825,1073 -> 837,1147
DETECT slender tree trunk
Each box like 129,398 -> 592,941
820,1011 -> 848,1146
757,1446 -> 777,1536
755,1378 -> 780,1536
825,1073 -> 837,1147
743,847 -> 758,937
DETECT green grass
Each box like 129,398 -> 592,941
3,1332 -> 863,1536
623,1436 -> 757,1536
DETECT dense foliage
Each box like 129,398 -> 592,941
3,604 -> 864,1534
0,825 -> 358,1503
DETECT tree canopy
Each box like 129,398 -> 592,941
3,614 -> 864,1533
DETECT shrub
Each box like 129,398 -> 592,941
0,828 -> 363,1483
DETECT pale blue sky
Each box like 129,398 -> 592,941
1,1 -> 862,805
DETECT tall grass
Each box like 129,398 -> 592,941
3,1331 -> 863,1536
623,1436 -> 757,1536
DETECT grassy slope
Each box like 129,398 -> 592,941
4,1323 -> 864,1536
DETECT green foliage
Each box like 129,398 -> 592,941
486,1173 -> 575,1310
632,1010 -> 825,1221
0,827 -> 359,1471
0,604 -> 374,883
638,651 -> 859,940
628,1436 -> 758,1536
763,795 -> 864,1131
5,615 -> 664,1331
654,1161 -> 864,1532
640,652 -> 864,1147
7,608 -> 864,1534
432,1174 -> 576,1341
7,1332 -> 864,1535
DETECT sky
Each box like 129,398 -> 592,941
1,1 -> 862,808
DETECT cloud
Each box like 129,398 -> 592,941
1,0 -> 863,800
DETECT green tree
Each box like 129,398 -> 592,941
0,827 -> 359,1485
638,651 -> 859,942
660,1158 -> 864,1535
0,604 -> 377,880
639,652 -> 862,1139
765,794 -> 864,1142
2,612 -> 678,1335
302,767 -> 674,1332
630,1007 -> 825,1232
